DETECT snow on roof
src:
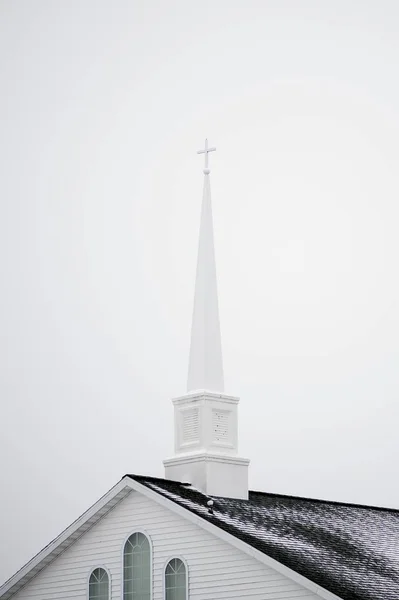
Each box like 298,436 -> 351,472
127,474 -> 399,600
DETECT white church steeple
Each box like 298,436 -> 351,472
163,140 -> 249,499
187,139 -> 224,393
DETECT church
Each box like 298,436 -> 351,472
1,141 -> 398,600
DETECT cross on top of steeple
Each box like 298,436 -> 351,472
197,138 -> 216,174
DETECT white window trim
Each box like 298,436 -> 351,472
86,565 -> 111,600
163,556 -> 189,600
121,529 -> 153,600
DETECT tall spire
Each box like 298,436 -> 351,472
164,140 -> 249,499
187,139 -> 224,393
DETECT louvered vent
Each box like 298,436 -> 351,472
182,408 -> 199,444
213,410 -> 229,442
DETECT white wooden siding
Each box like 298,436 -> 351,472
11,490 -> 319,600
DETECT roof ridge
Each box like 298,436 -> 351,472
123,473 -> 193,487
248,489 -> 399,513
125,473 -> 399,513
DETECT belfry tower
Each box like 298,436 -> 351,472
163,141 -> 249,499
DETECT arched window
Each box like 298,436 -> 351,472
88,567 -> 109,600
165,558 -> 187,600
123,532 -> 151,600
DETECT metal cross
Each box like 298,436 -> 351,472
197,138 -> 216,171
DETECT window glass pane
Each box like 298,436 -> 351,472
124,579 -> 133,593
89,583 -> 96,595
123,533 -> 151,600
176,588 -> 186,600
99,581 -> 109,596
124,551 -> 134,568
89,568 -> 109,600
165,559 -> 186,600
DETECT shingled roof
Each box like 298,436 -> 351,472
127,474 -> 399,600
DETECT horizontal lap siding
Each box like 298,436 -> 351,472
11,491 -> 319,600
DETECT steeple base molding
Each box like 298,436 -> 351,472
164,452 -> 249,499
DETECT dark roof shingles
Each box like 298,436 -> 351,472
126,474 -> 399,600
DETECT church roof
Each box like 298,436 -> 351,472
127,474 -> 399,600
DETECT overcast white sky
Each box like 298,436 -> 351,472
1,0 -> 399,585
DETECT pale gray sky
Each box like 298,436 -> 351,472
1,0 -> 399,585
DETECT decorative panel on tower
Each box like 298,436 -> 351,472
212,409 -> 228,441
212,408 -> 233,447
176,406 -> 201,451
182,408 -> 199,444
